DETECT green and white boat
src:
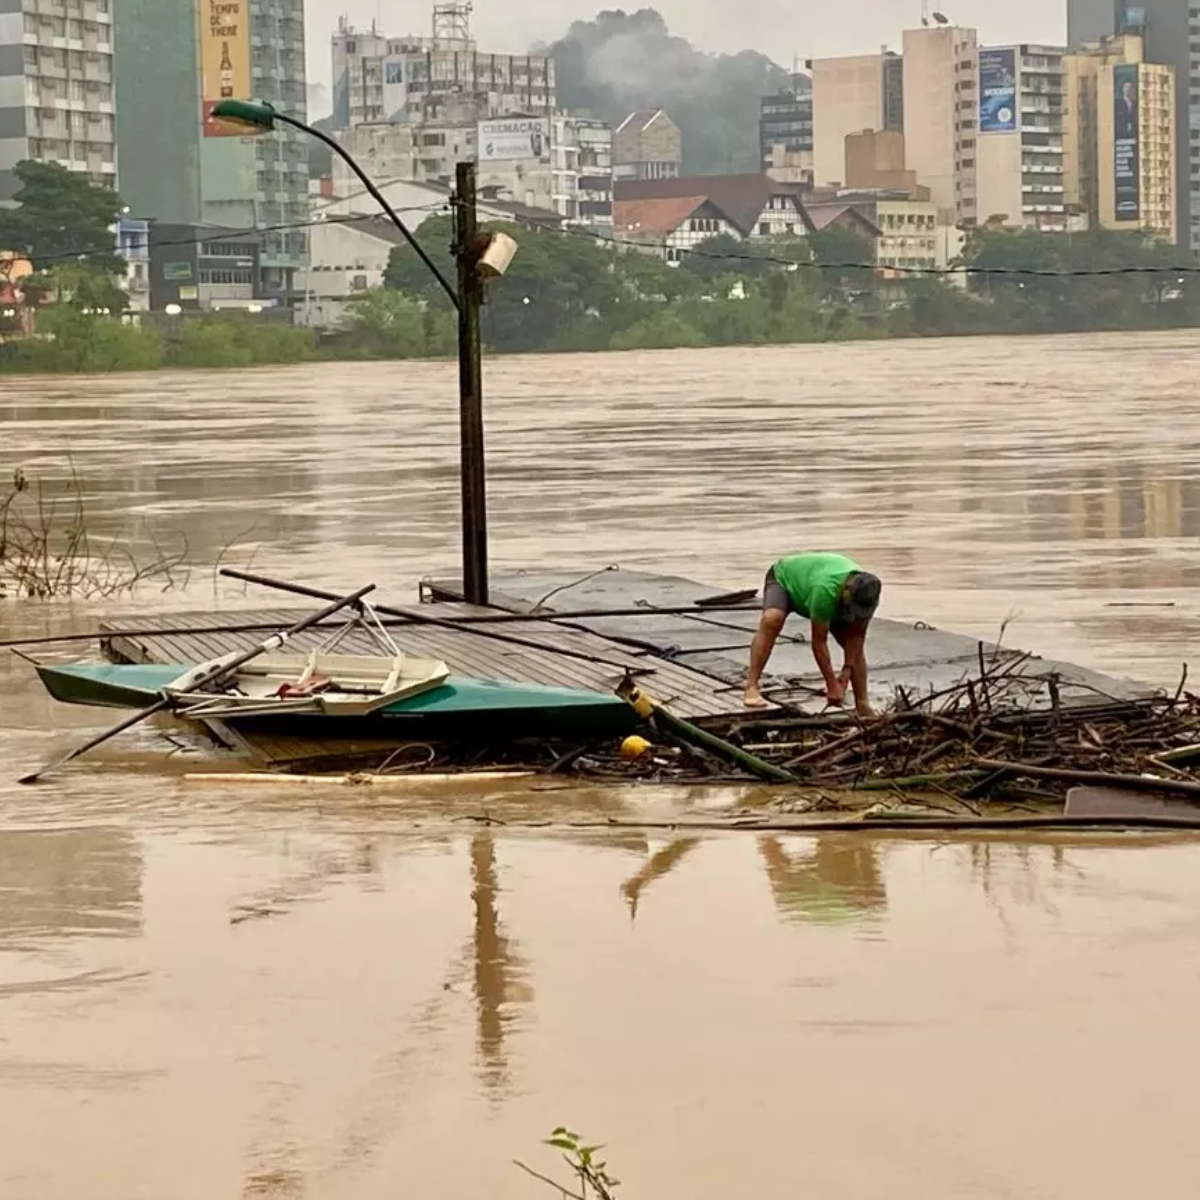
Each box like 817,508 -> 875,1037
34,654 -> 640,742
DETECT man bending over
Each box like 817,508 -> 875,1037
744,552 -> 882,716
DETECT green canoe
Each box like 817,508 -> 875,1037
35,661 -> 640,740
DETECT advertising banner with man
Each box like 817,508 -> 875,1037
1113,62 -> 1140,221
979,48 -> 1017,134
199,0 -> 251,138
477,117 -> 551,163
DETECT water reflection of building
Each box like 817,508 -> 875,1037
1066,465 -> 1200,588
0,829 -> 142,940
758,836 -> 888,925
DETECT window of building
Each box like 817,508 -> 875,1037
199,268 -> 254,286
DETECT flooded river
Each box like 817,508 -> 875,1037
3,332 -> 1200,1197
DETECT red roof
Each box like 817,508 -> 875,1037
804,202 -> 881,237
614,174 -> 811,235
614,195 -> 710,238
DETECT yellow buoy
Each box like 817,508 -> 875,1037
621,735 -> 653,760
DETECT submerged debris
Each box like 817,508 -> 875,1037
717,662 -> 1199,805
303,661 -> 1199,810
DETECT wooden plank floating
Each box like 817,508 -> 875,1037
99,600 -> 768,725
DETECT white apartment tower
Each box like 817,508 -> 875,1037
975,44 -> 1068,232
0,0 -> 116,201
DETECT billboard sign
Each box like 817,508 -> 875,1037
477,117 -> 551,163
1113,62 -> 1140,221
199,0 -> 252,138
382,57 -> 407,118
116,217 -> 150,261
979,48 -> 1017,134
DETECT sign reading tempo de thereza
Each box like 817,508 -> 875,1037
199,0 -> 250,138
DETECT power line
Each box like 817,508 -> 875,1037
505,212 -> 1200,281
3,203 -> 452,273
7,191 -> 1199,285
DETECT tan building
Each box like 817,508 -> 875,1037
902,25 -> 979,222
613,110 -> 682,182
874,197 -> 941,273
845,130 -> 921,192
832,189 -> 958,277
1063,34 -> 1176,242
808,52 -> 903,187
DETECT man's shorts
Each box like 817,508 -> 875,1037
762,565 -> 852,639
762,566 -> 793,614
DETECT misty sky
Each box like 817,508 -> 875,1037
305,0 -> 1066,111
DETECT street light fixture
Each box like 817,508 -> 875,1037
211,97 -> 501,606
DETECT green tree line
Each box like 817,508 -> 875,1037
367,215 -> 1200,357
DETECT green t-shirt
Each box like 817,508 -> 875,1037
773,552 -> 859,624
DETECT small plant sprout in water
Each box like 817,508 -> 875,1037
513,1126 -> 622,1199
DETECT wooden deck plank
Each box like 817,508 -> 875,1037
96,600 -> 746,722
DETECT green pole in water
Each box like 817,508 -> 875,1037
619,678 -> 799,784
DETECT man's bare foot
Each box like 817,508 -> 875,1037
744,687 -> 769,709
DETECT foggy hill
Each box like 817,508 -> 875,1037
538,8 -> 790,174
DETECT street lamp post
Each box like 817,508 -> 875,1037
212,98 -> 494,605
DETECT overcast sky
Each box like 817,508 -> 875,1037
304,0 -> 1067,112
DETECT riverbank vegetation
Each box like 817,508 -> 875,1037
0,467 -> 189,599
1,305 -> 319,374
376,216 -> 1200,356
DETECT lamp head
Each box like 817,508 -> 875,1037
210,99 -> 277,133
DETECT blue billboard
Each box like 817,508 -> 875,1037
979,49 -> 1017,134
1113,63 -> 1141,221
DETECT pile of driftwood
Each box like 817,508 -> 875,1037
714,664 -> 1200,804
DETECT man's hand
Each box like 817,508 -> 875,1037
826,678 -> 846,706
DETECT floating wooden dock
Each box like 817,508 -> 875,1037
426,568 -> 1152,715
98,580 -> 776,769
99,568 -> 1152,719
100,599 -> 751,721
95,567 -> 1152,771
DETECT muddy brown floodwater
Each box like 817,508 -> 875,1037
2,332 -> 1200,1198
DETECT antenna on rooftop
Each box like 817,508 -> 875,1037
433,0 -> 472,42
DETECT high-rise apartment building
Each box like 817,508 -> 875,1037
0,0 -> 116,202
808,52 -> 903,187
1064,33 -> 1176,241
760,74 -> 813,183
974,44 -> 1068,232
1068,0 -> 1196,250
114,0 -> 309,300
330,12 -> 555,131
902,25 -> 979,222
